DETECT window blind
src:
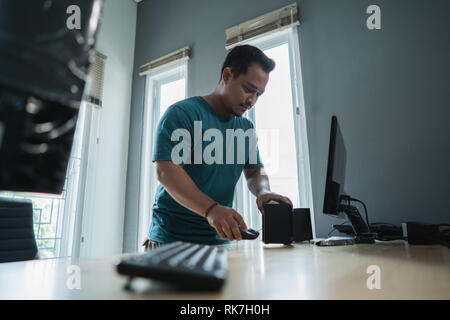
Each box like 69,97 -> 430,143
139,46 -> 191,76
85,50 -> 106,107
225,3 -> 300,50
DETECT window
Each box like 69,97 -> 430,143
256,42 -> 299,206
138,60 -> 188,250
159,77 -> 186,118
234,28 -> 315,236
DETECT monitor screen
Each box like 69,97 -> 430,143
323,116 -> 347,215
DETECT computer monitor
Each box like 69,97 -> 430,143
0,0 -> 102,194
321,116 -> 376,245
323,116 -> 347,218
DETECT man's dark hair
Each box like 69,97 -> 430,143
220,45 -> 275,81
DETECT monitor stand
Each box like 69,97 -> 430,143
316,204 -> 376,246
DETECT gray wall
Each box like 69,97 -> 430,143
124,0 -> 450,251
80,0 -> 137,257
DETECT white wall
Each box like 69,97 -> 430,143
80,0 -> 137,257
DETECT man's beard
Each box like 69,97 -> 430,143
231,104 -> 251,117
231,110 -> 244,117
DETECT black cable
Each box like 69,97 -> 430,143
369,222 -> 404,241
349,197 -> 370,232
371,222 -> 397,227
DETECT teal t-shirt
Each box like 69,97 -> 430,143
149,96 -> 263,245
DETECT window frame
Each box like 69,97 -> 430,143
235,27 -> 316,237
138,60 -> 188,251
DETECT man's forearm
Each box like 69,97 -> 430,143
156,162 -> 215,217
246,170 -> 271,197
245,168 -> 293,212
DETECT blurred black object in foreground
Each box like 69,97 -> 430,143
0,0 -> 103,194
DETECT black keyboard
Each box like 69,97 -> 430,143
116,241 -> 228,291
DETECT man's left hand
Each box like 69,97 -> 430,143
256,192 -> 293,214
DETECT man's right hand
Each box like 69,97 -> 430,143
206,205 -> 248,241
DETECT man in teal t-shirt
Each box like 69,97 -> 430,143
149,45 -> 292,246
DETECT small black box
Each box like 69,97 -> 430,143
292,208 -> 313,242
262,204 -> 313,244
262,203 -> 292,245
404,222 -> 440,245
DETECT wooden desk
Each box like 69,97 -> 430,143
0,240 -> 449,299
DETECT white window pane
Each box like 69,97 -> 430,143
255,43 -> 299,207
71,102 -> 87,159
160,78 -> 186,118
138,69 -> 187,251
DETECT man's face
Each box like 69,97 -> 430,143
222,62 -> 269,117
